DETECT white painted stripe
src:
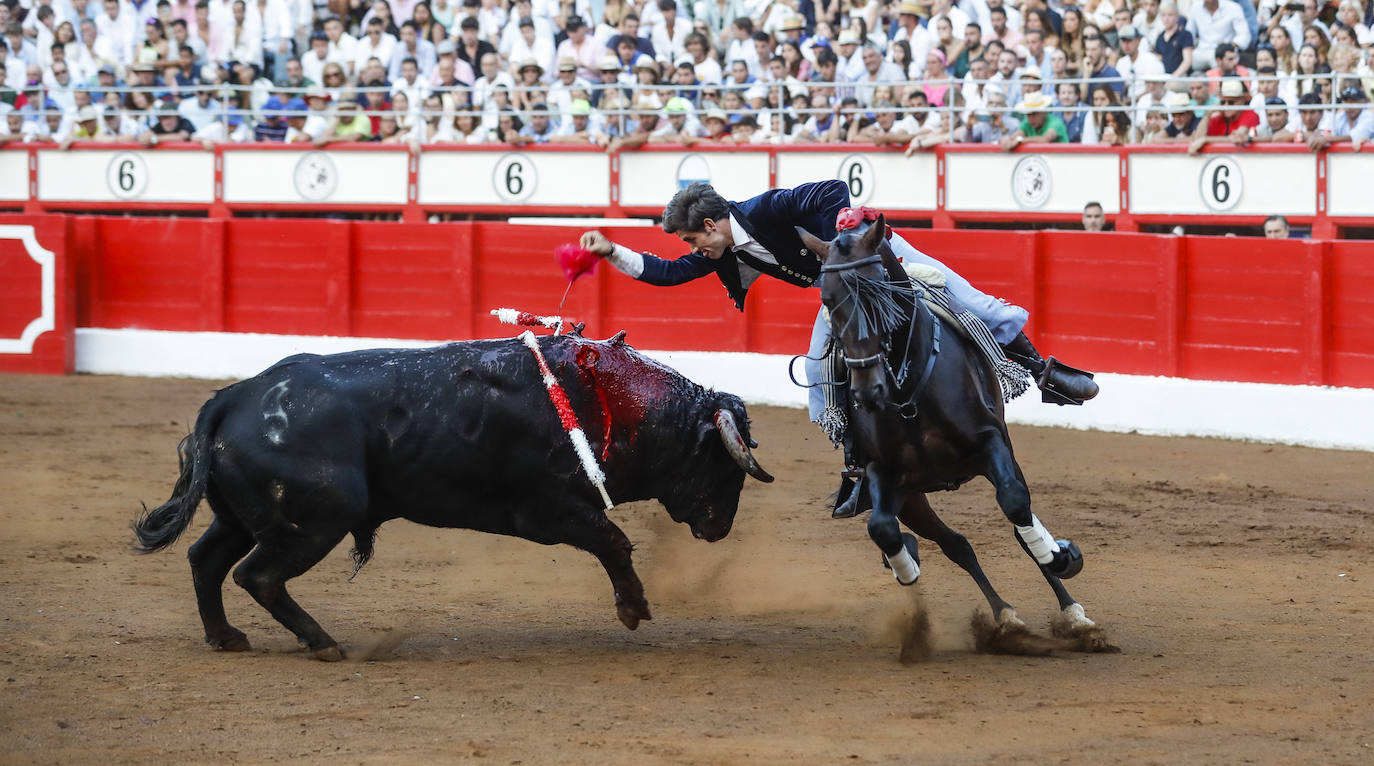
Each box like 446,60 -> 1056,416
73,328 -> 1374,452
0,226 -> 56,355
507,217 -> 657,227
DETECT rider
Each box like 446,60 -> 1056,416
580,181 -> 1098,518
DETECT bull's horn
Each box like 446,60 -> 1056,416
714,410 -> 774,483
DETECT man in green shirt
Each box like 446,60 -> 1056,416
999,92 -> 1068,150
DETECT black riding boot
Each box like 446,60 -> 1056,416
1002,332 -> 1099,405
832,433 -> 872,519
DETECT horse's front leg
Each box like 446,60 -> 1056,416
866,468 -> 920,586
985,440 -> 1082,582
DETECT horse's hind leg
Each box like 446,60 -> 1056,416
866,472 -> 920,585
187,513 -> 255,651
897,493 -> 1016,622
985,439 -> 1082,581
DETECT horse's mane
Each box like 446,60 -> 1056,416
830,264 -> 915,342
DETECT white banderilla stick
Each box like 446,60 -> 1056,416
519,331 -> 614,511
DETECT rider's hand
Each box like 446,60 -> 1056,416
580,230 -> 614,257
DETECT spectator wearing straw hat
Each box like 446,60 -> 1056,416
999,91 -> 1067,150
591,53 -> 624,107
1151,90 -> 1199,142
892,2 -> 933,68
1189,77 -> 1257,153
608,91 -> 663,151
548,56 -> 590,117
1309,85 -> 1374,151
58,103 -> 100,148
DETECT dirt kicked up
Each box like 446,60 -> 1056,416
1,372 -> 1371,765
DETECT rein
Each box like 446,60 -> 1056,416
823,255 -> 942,420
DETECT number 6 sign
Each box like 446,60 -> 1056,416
1199,156 -> 1243,212
837,154 -> 875,205
105,152 -> 149,200
493,153 -> 538,203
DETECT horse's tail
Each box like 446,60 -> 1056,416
132,392 -> 230,553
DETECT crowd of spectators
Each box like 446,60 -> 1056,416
1,0 -> 1371,150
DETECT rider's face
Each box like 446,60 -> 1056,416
677,219 -> 732,260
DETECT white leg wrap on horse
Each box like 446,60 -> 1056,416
886,547 -> 920,585
1016,515 -> 1058,565
1062,603 -> 1096,628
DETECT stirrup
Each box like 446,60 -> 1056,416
1036,356 -> 1098,406
832,472 -> 871,519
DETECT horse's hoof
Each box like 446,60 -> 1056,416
1051,604 -> 1121,653
1045,540 -> 1083,579
996,607 -> 1026,629
616,599 -> 652,631
312,644 -> 345,662
209,630 -> 252,653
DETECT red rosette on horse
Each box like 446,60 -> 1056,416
835,207 -> 891,240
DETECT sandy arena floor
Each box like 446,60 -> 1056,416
0,372 -> 1370,765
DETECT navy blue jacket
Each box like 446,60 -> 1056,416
639,180 -> 851,310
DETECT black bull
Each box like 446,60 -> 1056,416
133,332 -> 773,660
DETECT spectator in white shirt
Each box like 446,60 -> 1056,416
388,20 -> 437,80
1188,0 -> 1250,71
324,16 -> 359,75
648,0 -> 690,63
299,32 -> 332,85
391,55 -> 432,105
354,16 -> 398,75
504,16 -> 554,82
220,1 -> 263,68
176,83 -> 219,129
94,0 -> 136,66
1116,24 -> 1165,101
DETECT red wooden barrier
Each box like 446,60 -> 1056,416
0,216 -> 72,374
5,212 -> 1365,388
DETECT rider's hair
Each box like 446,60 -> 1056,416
662,183 -> 729,234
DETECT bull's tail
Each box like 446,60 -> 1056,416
132,393 -> 228,553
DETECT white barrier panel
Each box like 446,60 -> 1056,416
418,151 -> 610,207
945,153 -> 1120,213
774,151 -> 937,210
1326,154 -> 1374,218
222,150 -> 409,204
75,327 -> 1374,452
0,152 -> 27,201
619,151 -> 770,207
1129,153 -> 1316,216
37,150 -> 214,202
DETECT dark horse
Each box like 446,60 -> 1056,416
799,217 -> 1104,639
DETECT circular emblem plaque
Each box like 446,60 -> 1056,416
292,151 -> 339,201
1198,156 -> 1243,212
492,153 -> 537,202
105,152 -> 149,199
675,153 -> 710,190
1010,155 -> 1052,209
838,154 -> 875,205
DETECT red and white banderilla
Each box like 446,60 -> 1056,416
518,330 -> 614,511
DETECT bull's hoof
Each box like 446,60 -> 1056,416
208,629 -> 252,653
616,599 -> 652,631
1045,540 -> 1083,579
312,644 -> 345,662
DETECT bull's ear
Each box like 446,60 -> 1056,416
860,213 -> 887,254
795,226 -> 830,262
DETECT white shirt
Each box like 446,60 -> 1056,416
354,33 -> 397,75
727,213 -> 778,291
1187,0 -> 1251,53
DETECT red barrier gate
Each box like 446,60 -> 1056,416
6,213 -> 1372,387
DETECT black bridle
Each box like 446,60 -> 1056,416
820,253 -> 942,419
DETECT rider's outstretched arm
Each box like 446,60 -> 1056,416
581,231 -> 716,286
